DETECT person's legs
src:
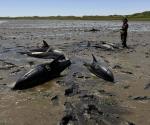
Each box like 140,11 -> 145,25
121,34 -> 125,47
122,33 -> 127,48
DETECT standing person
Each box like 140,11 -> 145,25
120,18 -> 129,48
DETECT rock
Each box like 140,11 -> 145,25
60,95 -> 125,125
144,83 -> 150,90
0,77 -> 3,80
135,65 -> 140,68
121,71 -> 133,74
59,114 -> 76,125
129,96 -> 150,100
56,80 -> 65,86
113,65 -> 122,69
73,72 -> 84,78
85,76 -> 91,79
123,85 -> 130,89
51,95 -> 58,101
11,69 -> 21,74
51,95 -> 59,105
65,85 -> 79,97
59,102 -> 78,125
127,121 -> 135,125
13,37 -> 16,39
85,28 -> 100,32
98,90 -> 116,96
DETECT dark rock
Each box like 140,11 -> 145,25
144,83 -> 150,90
135,65 -> 140,68
85,28 -> 100,32
61,94 -> 125,125
145,52 -> 149,55
121,71 -> 133,74
129,96 -> 150,100
11,69 -> 21,74
65,85 -> 79,96
98,90 -> 116,96
60,102 -> 78,125
56,80 -> 65,86
86,104 -> 103,115
127,121 -> 135,125
60,114 -> 75,125
145,55 -> 149,58
0,77 -> 3,80
113,65 -> 122,69
51,95 -> 58,101
51,95 -> 59,105
84,76 -> 91,79
13,37 -> 16,39
72,72 -> 84,78
123,85 -> 130,89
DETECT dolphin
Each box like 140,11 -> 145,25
18,40 -> 65,59
26,50 -> 65,59
12,55 -> 71,90
85,54 -> 114,82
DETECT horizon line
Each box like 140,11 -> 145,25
0,10 -> 149,17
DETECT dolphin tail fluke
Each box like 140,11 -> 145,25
92,54 -> 97,62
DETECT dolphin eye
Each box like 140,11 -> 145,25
45,65 -> 51,71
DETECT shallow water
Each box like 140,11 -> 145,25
1,20 -> 150,31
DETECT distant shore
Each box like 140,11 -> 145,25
0,16 -> 150,21
0,11 -> 150,21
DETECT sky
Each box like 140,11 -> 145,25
0,0 -> 150,17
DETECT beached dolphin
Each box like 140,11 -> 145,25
85,41 -> 120,50
85,54 -> 114,82
12,55 -> 71,90
19,40 -> 65,59
26,49 -> 65,59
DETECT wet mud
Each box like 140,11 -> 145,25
0,20 -> 150,125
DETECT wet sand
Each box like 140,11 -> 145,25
0,20 -> 150,125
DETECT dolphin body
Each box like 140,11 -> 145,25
12,56 -> 71,90
19,41 -> 65,59
26,50 -> 65,59
18,40 -> 51,54
85,55 -> 114,82
86,41 -> 120,50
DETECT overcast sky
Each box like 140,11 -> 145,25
0,0 -> 150,16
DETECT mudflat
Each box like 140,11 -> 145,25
0,20 -> 150,125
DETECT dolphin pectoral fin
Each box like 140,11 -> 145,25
92,54 -> 97,63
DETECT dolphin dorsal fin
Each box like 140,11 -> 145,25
92,54 -> 97,63
42,40 -> 49,48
